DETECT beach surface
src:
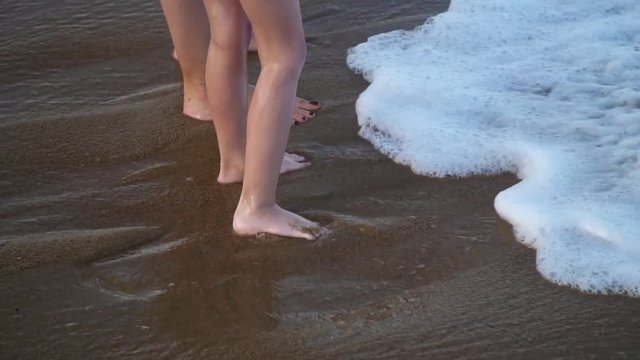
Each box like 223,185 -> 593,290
1,0 -> 639,359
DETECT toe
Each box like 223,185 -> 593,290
311,226 -> 330,239
296,98 -> 322,111
292,111 -> 303,124
285,152 -> 307,162
281,160 -> 311,174
292,161 -> 311,171
300,231 -> 316,241
300,222 -> 327,241
293,109 -> 311,124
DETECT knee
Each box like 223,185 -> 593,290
211,27 -> 250,56
209,11 -> 250,55
264,38 -> 307,76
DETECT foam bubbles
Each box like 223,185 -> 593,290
348,0 -> 640,296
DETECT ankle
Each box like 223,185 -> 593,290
232,201 -> 273,233
236,196 -> 275,216
181,77 -> 211,121
182,76 -> 206,94
217,159 -> 245,184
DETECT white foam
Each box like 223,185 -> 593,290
348,0 -> 640,296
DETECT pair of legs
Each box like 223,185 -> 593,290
160,0 -> 320,124
161,0 -> 317,182
164,0 -> 324,239
173,32 -> 254,58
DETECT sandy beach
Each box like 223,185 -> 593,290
1,0 -> 639,358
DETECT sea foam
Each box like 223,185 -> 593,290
347,0 -> 640,296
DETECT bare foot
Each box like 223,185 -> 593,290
173,53 -> 320,123
233,203 -> 326,240
246,85 -> 321,125
280,152 -> 311,173
184,87 -> 320,124
217,152 -> 310,184
293,98 -> 321,125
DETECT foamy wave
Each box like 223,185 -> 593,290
348,0 -> 640,296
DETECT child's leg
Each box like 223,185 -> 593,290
160,0 -> 212,120
232,0 -> 324,240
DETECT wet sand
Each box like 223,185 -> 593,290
1,0 -> 639,359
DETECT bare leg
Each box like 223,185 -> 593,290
174,34 -> 256,58
161,0 -> 212,120
202,0 -> 250,183
232,0 -> 324,240
162,0 -> 320,124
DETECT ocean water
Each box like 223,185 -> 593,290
348,0 -> 640,296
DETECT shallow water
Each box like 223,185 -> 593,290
348,0 -> 640,296
1,0 -> 639,359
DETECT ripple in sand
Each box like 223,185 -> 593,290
0,226 -> 161,275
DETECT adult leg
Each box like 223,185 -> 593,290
202,0 -> 312,184
160,0 -> 211,120
233,0 -> 324,240
202,0 -> 251,183
162,0 -> 320,124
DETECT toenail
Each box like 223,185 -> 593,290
310,101 -> 319,106
309,111 -> 315,116
302,117 -> 308,122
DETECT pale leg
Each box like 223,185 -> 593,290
160,0 -> 212,120
202,0 -> 251,183
161,0 -> 321,124
200,0 -> 315,185
232,0 -> 324,240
